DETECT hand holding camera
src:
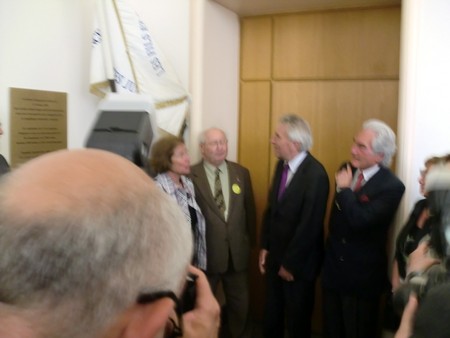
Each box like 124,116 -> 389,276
393,241 -> 442,316
181,266 -> 220,338
181,272 -> 198,313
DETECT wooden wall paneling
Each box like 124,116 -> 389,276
272,79 -> 398,332
238,80 -> 271,320
272,80 -> 399,187
240,6 -> 400,334
357,7 -> 401,77
273,7 -> 401,79
273,13 -> 324,80
240,17 -> 272,80
239,81 -> 272,230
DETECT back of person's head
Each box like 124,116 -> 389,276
426,165 -> 450,213
150,135 -> 185,174
425,165 -> 450,261
362,119 -> 397,167
279,114 -> 313,152
444,153 -> 450,164
425,156 -> 443,169
0,149 -> 193,338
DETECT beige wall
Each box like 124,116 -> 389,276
397,0 -> 450,222
189,0 -> 241,162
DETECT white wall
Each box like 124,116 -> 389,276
189,0 -> 240,162
397,0 -> 450,221
0,0 -> 98,158
0,0 -> 194,160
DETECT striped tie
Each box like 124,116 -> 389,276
214,168 -> 226,216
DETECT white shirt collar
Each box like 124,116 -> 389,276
359,164 -> 380,182
287,151 -> 307,173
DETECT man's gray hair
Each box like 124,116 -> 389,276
0,152 -> 192,338
280,114 -> 313,152
363,119 -> 397,167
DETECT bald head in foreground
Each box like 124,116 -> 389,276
0,149 -> 219,338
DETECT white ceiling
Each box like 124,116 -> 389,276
209,0 -> 401,16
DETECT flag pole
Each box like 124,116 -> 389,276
111,0 -> 139,93
98,0 -> 116,92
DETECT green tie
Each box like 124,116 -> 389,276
214,168 -> 226,216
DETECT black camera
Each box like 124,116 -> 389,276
181,273 -> 198,313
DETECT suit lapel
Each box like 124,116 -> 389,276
192,162 -> 226,220
270,160 -> 284,205
279,154 -> 311,201
356,167 -> 387,195
227,162 -> 237,218
192,163 -> 215,204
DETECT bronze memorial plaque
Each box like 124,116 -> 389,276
9,87 -> 67,168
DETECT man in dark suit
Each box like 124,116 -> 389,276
322,119 -> 405,338
259,114 -> 330,338
191,127 -> 256,338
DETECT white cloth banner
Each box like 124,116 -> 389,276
90,0 -> 189,135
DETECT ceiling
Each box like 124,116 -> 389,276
209,0 -> 401,17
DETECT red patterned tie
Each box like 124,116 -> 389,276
353,172 -> 364,192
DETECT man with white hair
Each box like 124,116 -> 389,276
259,114 -> 329,338
0,148 -> 220,338
191,127 -> 256,338
322,119 -> 405,338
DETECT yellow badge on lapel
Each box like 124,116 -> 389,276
232,183 -> 241,194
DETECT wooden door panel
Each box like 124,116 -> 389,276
241,17 -> 272,80
272,80 -> 399,181
239,81 -> 271,319
273,7 -> 401,79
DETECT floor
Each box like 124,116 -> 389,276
220,315 -> 396,338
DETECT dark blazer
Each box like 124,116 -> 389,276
0,155 -> 10,176
322,166 -> 405,297
261,153 -> 330,282
190,160 -> 256,274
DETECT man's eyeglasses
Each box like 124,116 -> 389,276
137,290 -> 183,338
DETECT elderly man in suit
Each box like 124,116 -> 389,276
322,119 -> 405,338
190,127 -> 256,338
259,114 -> 330,338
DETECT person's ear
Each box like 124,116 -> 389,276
103,298 -> 174,338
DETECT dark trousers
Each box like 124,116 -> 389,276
263,268 -> 315,338
322,287 -> 381,338
208,269 -> 250,338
